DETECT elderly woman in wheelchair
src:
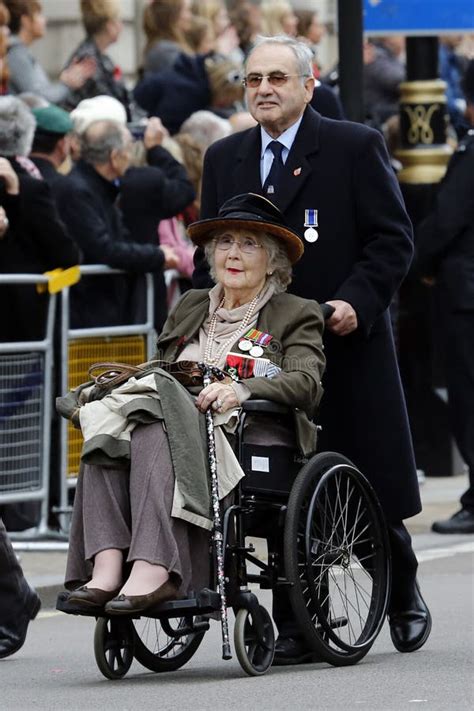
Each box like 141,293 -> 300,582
58,192 -> 390,678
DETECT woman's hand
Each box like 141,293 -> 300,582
60,56 -> 96,89
195,382 -> 239,414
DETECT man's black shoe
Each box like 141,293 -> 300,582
432,509 -> 474,534
389,581 -> 432,653
0,584 -> 41,659
272,636 -> 321,666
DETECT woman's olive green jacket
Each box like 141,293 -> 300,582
155,289 -> 326,455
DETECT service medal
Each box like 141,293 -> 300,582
304,209 -> 319,242
249,345 -> 264,357
239,339 -> 252,352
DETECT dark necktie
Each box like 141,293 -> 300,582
263,141 -> 284,197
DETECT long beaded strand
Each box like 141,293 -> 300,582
204,291 -> 260,365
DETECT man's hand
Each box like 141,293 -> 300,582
144,117 -> 169,149
161,245 -> 179,269
0,158 -> 19,195
325,300 -> 358,336
0,206 -> 9,238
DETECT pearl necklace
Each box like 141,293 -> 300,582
204,292 -> 261,366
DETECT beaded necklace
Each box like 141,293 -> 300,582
204,291 -> 261,366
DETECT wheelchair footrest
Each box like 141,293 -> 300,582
139,588 -> 221,619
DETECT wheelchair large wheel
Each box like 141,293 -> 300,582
234,605 -> 275,676
132,616 -> 205,672
284,452 -> 390,666
94,617 -> 134,680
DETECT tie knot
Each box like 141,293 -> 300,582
268,141 -> 283,160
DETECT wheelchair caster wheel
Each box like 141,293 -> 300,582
234,605 -> 275,676
94,617 -> 134,679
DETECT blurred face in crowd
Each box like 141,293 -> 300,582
214,6 -> 230,35
245,43 -> 314,138
177,0 -> 193,33
0,2 -> 9,58
105,17 -> 123,44
22,9 -> 46,42
111,127 -> 133,177
381,35 -> 405,57
306,13 -> 325,44
281,10 -> 298,37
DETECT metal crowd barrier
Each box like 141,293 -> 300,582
56,265 -> 156,532
0,274 -> 57,537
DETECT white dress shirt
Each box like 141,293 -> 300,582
260,115 -> 304,186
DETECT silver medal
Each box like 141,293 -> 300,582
249,345 -> 264,358
239,339 -> 252,352
304,227 -> 318,243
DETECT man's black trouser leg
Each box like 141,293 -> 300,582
0,517 -> 25,615
270,520 -> 417,636
444,313 -> 474,512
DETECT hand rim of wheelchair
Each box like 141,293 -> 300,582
284,451 -> 391,665
234,604 -> 275,676
93,617 -> 135,680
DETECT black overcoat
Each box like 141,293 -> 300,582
196,106 -> 421,520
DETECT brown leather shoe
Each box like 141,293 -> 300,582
67,586 -> 121,609
104,580 -> 178,616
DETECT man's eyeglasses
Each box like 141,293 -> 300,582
215,235 -> 264,254
242,72 -> 309,88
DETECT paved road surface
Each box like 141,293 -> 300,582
2,532 -> 473,711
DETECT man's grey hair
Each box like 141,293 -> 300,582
0,96 -> 36,157
180,111 -> 232,152
80,120 -> 128,165
204,229 -> 293,294
246,35 -> 314,83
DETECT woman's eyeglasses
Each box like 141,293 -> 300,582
215,235 -> 263,254
242,72 -> 309,88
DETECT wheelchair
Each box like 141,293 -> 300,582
57,399 -> 391,679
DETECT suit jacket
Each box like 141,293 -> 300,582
416,129 -> 474,311
55,160 -> 166,328
193,106 -> 420,520
154,288 -> 326,456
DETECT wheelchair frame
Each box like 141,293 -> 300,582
57,399 -> 391,679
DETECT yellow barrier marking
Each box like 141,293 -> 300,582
37,266 -> 81,294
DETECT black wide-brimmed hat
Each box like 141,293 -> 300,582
188,193 -> 304,264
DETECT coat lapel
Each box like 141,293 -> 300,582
157,297 -> 209,359
232,126 -> 263,196
275,107 -> 322,214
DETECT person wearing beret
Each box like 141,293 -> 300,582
193,35 -> 431,663
59,192 -> 325,618
29,104 -> 74,189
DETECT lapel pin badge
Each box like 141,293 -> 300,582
293,167 -> 302,176
304,209 -> 319,242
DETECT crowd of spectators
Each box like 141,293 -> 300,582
0,0 -> 472,340
1,0 -> 474,531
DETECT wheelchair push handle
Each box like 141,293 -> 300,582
320,302 -> 336,321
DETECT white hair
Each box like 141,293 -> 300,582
180,111 -> 232,152
0,96 -> 36,157
247,35 -> 314,81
